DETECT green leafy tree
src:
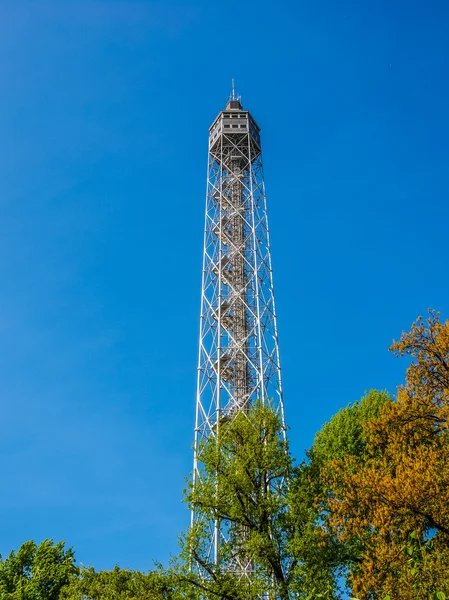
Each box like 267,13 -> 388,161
0,539 -> 77,600
303,390 -> 394,597
62,565 -> 177,600
179,401 -> 342,600
311,389 -> 392,464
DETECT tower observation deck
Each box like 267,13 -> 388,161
192,84 -> 285,584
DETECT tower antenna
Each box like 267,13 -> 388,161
228,78 -> 241,104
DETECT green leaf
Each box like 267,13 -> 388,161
436,592 -> 446,600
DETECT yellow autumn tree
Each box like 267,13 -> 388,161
325,310 -> 449,599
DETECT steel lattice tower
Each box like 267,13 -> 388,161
192,83 -> 285,577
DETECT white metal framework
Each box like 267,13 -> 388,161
192,87 -> 285,577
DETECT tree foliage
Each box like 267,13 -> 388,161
324,310 -> 449,599
61,566 -> 176,600
182,401 -> 341,599
0,539 -> 77,600
3,312 -> 448,600
312,389 -> 392,464
306,389 -> 393,594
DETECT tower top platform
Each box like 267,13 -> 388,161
208,82 -> 261,152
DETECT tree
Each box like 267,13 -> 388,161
325,311 -> 449,599
180,401 -> 342,600
312,389 -> 392,464
0,539 -> 77,600
307,389 -> 393,595
62,565 -> 177,600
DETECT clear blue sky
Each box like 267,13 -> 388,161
0,0 -> 448,572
